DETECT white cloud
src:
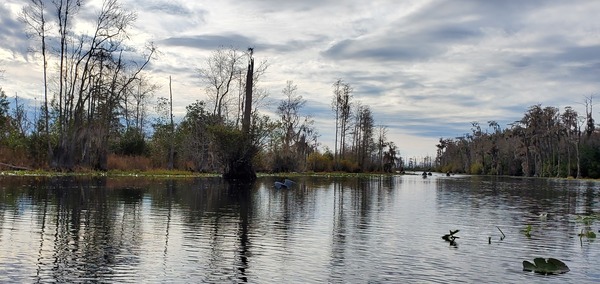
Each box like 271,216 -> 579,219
1,0 -> 600,158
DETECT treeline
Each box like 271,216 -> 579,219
436,102 -> 600,178
271,79 -> 401,173
0,67 -> 400,174
13,0 -> 156,171
1,0 -> 401,174
0,72 -> 400,174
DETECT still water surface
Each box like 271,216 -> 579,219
0,174 -> 599,283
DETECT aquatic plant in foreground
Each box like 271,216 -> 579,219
522,258 -> 570,275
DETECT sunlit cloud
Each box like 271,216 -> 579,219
1,0 -> 599,157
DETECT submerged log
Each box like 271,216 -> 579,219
0,162 -> 31,171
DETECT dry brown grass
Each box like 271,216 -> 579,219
0,146 -> 35,170
107,154 -> 153,171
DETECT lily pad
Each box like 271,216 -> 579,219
523,258 -> 569,274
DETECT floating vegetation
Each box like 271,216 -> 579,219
576,214 -> 599,226
575,214 -> 599,243
522,258 -> 570,275
578,229 -> 596,239
442,229 -> 460,246
522,224 -> 532,238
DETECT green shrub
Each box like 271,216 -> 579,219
307,152 -> 332,172
338,159 -> 359,173
470,162 -> 483,175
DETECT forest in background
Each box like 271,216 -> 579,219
435,102 -> 600,178
0,0 -> 401,175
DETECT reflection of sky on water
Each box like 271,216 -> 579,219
0,175 -> 598,283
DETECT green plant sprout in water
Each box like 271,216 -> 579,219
522,224 -> 532,238
575,214 -> 599,241
578,229 -> 596,239
523,258 -> 570,275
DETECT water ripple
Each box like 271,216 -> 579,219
0,175 -> 598,282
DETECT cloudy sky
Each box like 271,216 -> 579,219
1,0 -> 599,159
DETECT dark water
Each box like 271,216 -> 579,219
0,174 -> 599,283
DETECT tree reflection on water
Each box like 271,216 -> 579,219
0,175 -> 598,283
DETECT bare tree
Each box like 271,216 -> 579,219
54,0 -> 81,141
584,95 -> 595,137
277,81 -> 304,151
273,80 -> 315,172
339,83 -> 353,158
376,125 -> 388,171
167,76 -> 175,169
351,103 -> 374,169
331,80 -> 342,164
331,79 -> 352,165
561,106 -> 580,178
198,47 -> 244,119
35,0 -> 156,170
236,59 -> 269,128
20,0 -> 52,160
123,74 -> 159,133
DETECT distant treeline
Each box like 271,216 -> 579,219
436,103 -> 600,178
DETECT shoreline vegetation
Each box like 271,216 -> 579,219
435,104 -> 600,179
1,168 -> 598,182
0,168 -> 405,179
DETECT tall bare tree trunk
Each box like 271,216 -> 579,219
56,0 -> 70,169
224,49 -> 256,181
168,76 -> 175,170
20,0 -> 52,165
576,137 -> 581,179
241,54 -> 253,134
